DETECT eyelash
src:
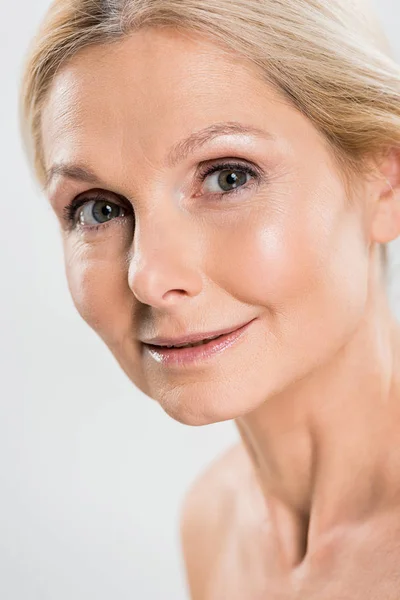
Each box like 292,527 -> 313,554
62,160 -> 263,232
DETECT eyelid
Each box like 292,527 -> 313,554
197,158 -> 262,179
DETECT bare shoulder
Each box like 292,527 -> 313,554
179,442 -> 256,599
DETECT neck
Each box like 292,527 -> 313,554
235,265 -> 400,570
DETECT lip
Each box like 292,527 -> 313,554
142,319 -> 255,347
142,318 -> 257,367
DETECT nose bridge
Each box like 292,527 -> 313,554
136,200 -> 194,258
128,203 -> 203,306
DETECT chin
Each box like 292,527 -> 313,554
115,330 -> 335,426
143,376 -> 282,426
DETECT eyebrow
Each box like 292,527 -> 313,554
44,121 -> 274,191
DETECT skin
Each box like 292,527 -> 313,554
41,27 -> 400,599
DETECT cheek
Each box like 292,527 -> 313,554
209,189 -> 369,337
210,205 -> 330,306
65,250 -> 150,393
63,238 -> 131,343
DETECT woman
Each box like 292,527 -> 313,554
19,0 -> 400,597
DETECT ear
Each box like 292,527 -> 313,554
370,148 -> 400,244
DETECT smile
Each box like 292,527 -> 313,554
143,318 -> 256,367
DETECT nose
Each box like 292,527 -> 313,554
127,210 -> 204,308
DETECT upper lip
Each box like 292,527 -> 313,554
141,319 -> 255,347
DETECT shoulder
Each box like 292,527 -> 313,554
179,442 -> 253,599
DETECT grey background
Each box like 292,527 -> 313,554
1,1 -> 399,598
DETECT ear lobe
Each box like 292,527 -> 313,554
370,148 -> 400,244
370,191 -> 400,244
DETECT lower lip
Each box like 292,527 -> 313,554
143,319 -> 256,367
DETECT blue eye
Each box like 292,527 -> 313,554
62,160 -> 263,231
203,168 -> 250,193
77,199 -> 126,226
63,192 -> 130,230
199,161 -> 260,196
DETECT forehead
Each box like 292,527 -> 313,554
40,27 -> 323,185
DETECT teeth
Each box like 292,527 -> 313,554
165,333 -> 222,349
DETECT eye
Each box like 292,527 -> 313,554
63,192 -> 131,230
77,199 -> 126,226
204,169 -> 249,193
198,161 -> 261,196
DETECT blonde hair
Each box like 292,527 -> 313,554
19,0 -> 400,266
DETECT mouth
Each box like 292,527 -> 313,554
153,331 -> 227,350
143,318 -> 256,367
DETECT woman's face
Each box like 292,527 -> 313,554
41,27 -> 373,425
